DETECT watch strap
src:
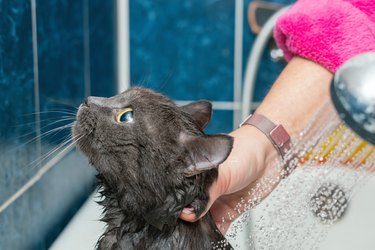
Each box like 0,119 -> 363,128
240,113 -> 291,158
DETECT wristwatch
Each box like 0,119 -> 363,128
240,113 -> 291,158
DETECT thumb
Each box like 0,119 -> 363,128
179,176 -> 227,222
179,207 -> 198,222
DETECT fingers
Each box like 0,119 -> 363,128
179,207 -> 198,222
179,175 -> 225,222
179,192 -> 218,222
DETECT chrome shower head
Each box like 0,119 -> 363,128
330,52 -> 375,145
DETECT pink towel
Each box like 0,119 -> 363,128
274,0 -> 375,72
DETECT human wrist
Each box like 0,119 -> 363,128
221,125 -> 277,195
236,125 -> 277,162
240,113 -> 291,159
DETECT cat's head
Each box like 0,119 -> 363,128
73,87 -> 233,229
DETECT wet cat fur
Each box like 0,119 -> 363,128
73,87 -> 233,249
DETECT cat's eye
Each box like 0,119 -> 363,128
116,107 -> 134,123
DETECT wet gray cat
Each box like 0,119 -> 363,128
73,87 -> 233,249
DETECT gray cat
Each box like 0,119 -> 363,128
73,87 -> 233,249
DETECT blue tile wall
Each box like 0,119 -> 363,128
0,149 -> 95,250
0,0 -> 39,206
129,0 -> 235,102
0,0 -> 116,249
89,0 -> 117,97
205,110 -> 234,134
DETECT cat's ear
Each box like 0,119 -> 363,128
180,101 -> 212,130
179,132 -> 233,176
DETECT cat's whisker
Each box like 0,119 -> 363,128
71,132 -> 92,149
39,115 -> 75,121
22,109 -> 77,116
34,117 -> 75,132
43,108 -> 77,113
158,69 -> 175,92
22,133 -> 81,171
13,117 -> 76,134
9,123 -> 74,154
39,124 -> 76,145
42,96 -> 80,110
15,122 -> 73,141
134,74 -> 151,89
72,133 -> 87,145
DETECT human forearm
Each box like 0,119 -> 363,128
256,56 -> 333,138
219,56 -> 333,197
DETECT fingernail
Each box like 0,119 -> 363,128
182,207 -> 195,214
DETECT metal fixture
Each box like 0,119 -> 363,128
331,52 -> 375,145
310,183 -> 348,223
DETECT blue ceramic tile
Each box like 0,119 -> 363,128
130,0 -> 235,102
205,110 -> 234,134
0,149 -> 96,250
242,0 -> 295,103
266,0 -> 295,4
0,1 -> 41,204
36,0 -> 86,149
252,44 -> 286,102
1,1 -> 114,249
89,0 -> 117,97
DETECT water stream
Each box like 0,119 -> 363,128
223,101 -> 375,249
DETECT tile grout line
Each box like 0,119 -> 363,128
174,100 -> 259,111
233,0 -> 244,128
30,0 -> 42,168
83,0 -> 91,97
175,100 -> 240,110
0,144 -> 75,214
116,0 -> 130,93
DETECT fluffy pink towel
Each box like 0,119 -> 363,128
274,0 -> 375,72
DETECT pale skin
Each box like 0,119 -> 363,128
180,56 -> 333,234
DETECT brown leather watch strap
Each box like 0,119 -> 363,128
240,113 -> 291,158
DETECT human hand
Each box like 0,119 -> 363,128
180,124 -> 279,234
